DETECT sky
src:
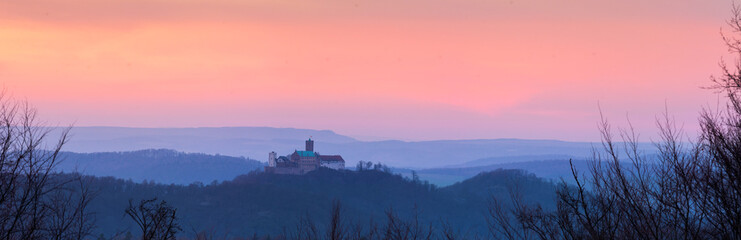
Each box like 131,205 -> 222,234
0,0 -> 733,141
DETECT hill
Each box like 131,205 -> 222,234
86,168 -> 558,238
398,159 -> 592,186
57,149 -> 264,185
53,149 -> 593,187
55,149 -> 595,187
47,126 -> 655,168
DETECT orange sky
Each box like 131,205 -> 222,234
0,0 -> 731,141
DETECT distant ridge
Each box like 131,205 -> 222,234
61,126 -> 358,143
47,126 -> 357,159
57,149 -> 264,185
46,126 -> 655,168
447,154 -> 575,168
403,159 -> 592,186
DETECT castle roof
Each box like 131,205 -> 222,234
294,151 -> 316,157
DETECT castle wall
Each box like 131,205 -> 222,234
320,161 -> 344,170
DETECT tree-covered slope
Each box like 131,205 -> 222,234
86,168 -> 558,238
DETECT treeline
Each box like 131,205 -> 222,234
355,161 -> 437,192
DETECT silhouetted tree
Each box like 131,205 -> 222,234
125,198 -> 181,240
0,94 -> 94,240
489,4 -> 741,239
327,200 -> 347,240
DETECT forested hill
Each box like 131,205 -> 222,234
57,149 -> 264,184
87,168 -> 558,238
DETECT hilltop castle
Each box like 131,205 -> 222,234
265,139 -> 345,174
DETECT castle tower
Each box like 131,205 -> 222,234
305,138 -> 314,152
268,151 -> 277,167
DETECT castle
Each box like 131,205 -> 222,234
265,139 -> 345,174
